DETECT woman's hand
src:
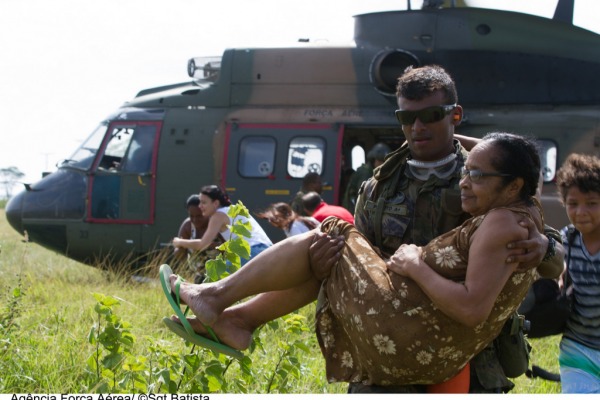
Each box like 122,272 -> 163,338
386,244 -> 422,277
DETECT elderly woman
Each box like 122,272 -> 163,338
165,133 -> 551,387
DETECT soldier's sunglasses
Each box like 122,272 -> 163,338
460,167 -> 512,182
395,104 -> 456,125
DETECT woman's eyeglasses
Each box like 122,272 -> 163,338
395,104 -> 456,125
461,167 -> 511,182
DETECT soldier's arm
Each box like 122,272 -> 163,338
455,134 -> 480,151
508,222 -> 564,279
353,179 -> 372,235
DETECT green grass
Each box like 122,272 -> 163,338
0,209 -> 562,393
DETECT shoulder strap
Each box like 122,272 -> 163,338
370,146 -> 410,249
563,225 -> 578,295
373,162 -> 405,248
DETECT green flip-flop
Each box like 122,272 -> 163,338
159,264 -> 243,359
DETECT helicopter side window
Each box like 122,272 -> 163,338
238,136 -> 276,178
538,139 -> 557,183
287,137 -> 325,178
351,145 -> 366,170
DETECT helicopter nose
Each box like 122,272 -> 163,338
5,190 -> 24,234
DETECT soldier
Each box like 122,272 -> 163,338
349,65 -> 564,393
342,142 -> 391,214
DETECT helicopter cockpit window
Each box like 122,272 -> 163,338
538,139 -> 557,183
287,137 -> 325,178
120,125 -> 157,173
238,136 -> 276,178
97,126 -> 136,170
62,122 -> 108,170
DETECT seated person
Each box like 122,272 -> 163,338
174,194 -> 223,283
173,185 -> 273,266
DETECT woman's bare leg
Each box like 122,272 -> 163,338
171,230 -> 319,326
180,279 -> 322,349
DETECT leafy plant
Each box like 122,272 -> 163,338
81,201 -> 318,393
205,201 -> 252,281
0,274 -> 24,336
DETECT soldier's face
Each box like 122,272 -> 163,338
397,91 -> 457,162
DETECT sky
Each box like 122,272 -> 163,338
1,0 -> 599,192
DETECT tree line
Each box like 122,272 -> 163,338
0,166 -> 25,199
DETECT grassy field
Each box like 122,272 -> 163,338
0,209 -> 563,393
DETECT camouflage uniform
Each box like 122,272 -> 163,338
351,139 -> 515,393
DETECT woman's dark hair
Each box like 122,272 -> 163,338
186,194 -> 200,208
200,185 -> 232,206
556,153 -> 600,204
481,132 -> 540,202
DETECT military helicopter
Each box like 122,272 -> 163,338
6,0 -> 600,267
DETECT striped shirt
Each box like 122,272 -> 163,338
561,226 -> 600,350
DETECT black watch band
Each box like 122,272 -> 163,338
542,236 -> 557,262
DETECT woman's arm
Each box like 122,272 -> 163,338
173,212 -> 228,252
505,221 -> 564,279
387,209 -> 528,327
177,218 -> 192,240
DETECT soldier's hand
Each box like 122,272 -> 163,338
506,218 -> 546,270
309,231 -> 344,281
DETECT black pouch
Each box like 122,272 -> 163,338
495,313 -> 531,378
519,279 -> 572,338
518,226 -> 576,338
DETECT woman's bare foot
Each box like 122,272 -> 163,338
171,308 -> 254,351
169,274 -> 224,326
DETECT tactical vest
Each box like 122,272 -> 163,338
355,141 -> 470,256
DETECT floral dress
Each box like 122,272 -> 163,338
316,202 -> 542,386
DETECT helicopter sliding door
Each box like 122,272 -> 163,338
223,123 -> 341,240
87,121 -> 160,223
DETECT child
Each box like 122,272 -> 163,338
556,153 -> 600,393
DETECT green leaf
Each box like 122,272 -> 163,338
228,202 -> 250,218
229,239 -> 250,259
231,224 -> 252,238
102,352 -> 125,369
207,374 -> 223,391
12,287 -> 22,298
88,327 -> 97,344
101,295 -> 121,307
294,342 -> 311,353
